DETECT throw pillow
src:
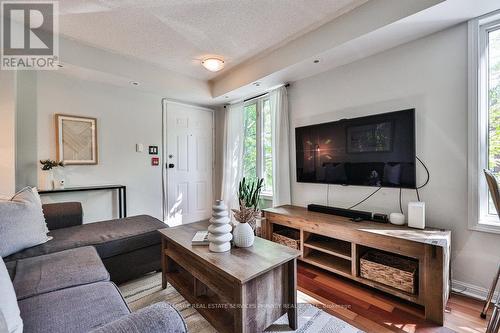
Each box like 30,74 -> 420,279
0,257 -> 23,333
0,187 -> 51,257
30,187 -> 51,238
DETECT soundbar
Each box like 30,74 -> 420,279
307,204 -> 372,220
307,204 -> 388,223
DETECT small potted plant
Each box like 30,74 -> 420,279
39,159 -> 64,190
231,178 -> 263,247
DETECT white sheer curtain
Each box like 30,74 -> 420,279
221,102 -> 245,212
270,86 -> 291,207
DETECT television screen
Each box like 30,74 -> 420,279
295,109 -> 416,189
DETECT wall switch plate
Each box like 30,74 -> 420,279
151,157 -> 159,166
136,144 -> 144,152
149,145 -> 158,155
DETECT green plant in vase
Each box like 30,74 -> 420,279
233,177 -> 263,231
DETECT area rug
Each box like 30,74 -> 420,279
119,272 -> 363,333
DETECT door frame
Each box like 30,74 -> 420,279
161,98 -> 215,223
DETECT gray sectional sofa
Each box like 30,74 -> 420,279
1,201 -> 187,333
4,246 -> 186,333
5,202 -> 164,284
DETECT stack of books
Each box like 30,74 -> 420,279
191,231 -> 209,246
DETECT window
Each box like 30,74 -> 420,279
468,11 -> 500,233
242,97 -> 273,197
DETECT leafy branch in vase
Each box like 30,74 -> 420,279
40,159 -> 64,171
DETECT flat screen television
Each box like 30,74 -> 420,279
295,109 -> 416,189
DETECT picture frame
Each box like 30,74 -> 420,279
55,114 -> 98,165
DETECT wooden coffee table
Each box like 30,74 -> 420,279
159,221 -> 301,333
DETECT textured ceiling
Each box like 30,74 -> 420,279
58,0 -> 368,80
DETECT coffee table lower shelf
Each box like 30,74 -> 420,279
166,268 -> 234,332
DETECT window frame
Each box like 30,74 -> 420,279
468,10 -> 500,234
243,96 -> 273,199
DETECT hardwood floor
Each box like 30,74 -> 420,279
297,262 -> 491,333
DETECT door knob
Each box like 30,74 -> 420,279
168,163 -> 175,169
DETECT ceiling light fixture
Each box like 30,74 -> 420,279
313,59 -> 320,63
129,81 -> 140,86
202,57 -> 224,72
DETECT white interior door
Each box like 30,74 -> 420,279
163,101 -> 213,225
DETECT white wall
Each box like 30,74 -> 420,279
288,23 -> 500,292
0,71 -> 16,196
16,71 -> 38,191
36,71 -> 164,223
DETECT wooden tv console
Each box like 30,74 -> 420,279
262,205 -> 451,325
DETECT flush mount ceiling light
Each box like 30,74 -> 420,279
202,57 -> 224,72
129,81 -> 140,86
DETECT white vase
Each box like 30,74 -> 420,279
40,170 -> 54,190
233,222 -> 255,248
207,200 -> 233,253
52,168 -> 65,189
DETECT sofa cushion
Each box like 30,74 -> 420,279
0,187 -> 51,257
19,282 -> 130,333
89,302 -> 187,333
13,246 -> 110,300
0,257 -> 23,333
43,202 -> 83,230
4,215 -> 166,262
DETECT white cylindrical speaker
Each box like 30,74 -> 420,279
389,213 -> 405,225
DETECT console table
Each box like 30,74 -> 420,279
38,185 -> 127,218
263,205 -> 451,325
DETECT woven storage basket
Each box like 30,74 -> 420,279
272,229 -> 300,250
360,251 -> 418,294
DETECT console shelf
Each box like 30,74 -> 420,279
263,205 -> 451,325
301,251 -> 351,277
303,233 -> 352,260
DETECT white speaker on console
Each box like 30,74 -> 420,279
389,213 -> 405,225
408,202 -> 425,229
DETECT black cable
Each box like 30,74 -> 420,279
348,187 -> 382,210
414,156 -> 429,202
399,187 -> 403,214
416,156 -> 430,189
346,157 -> 429,211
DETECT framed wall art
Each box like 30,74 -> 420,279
55,114 -> 98,165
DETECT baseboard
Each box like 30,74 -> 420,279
451,279 -> 498,301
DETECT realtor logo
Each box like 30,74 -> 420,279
1,1 -> 59,70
